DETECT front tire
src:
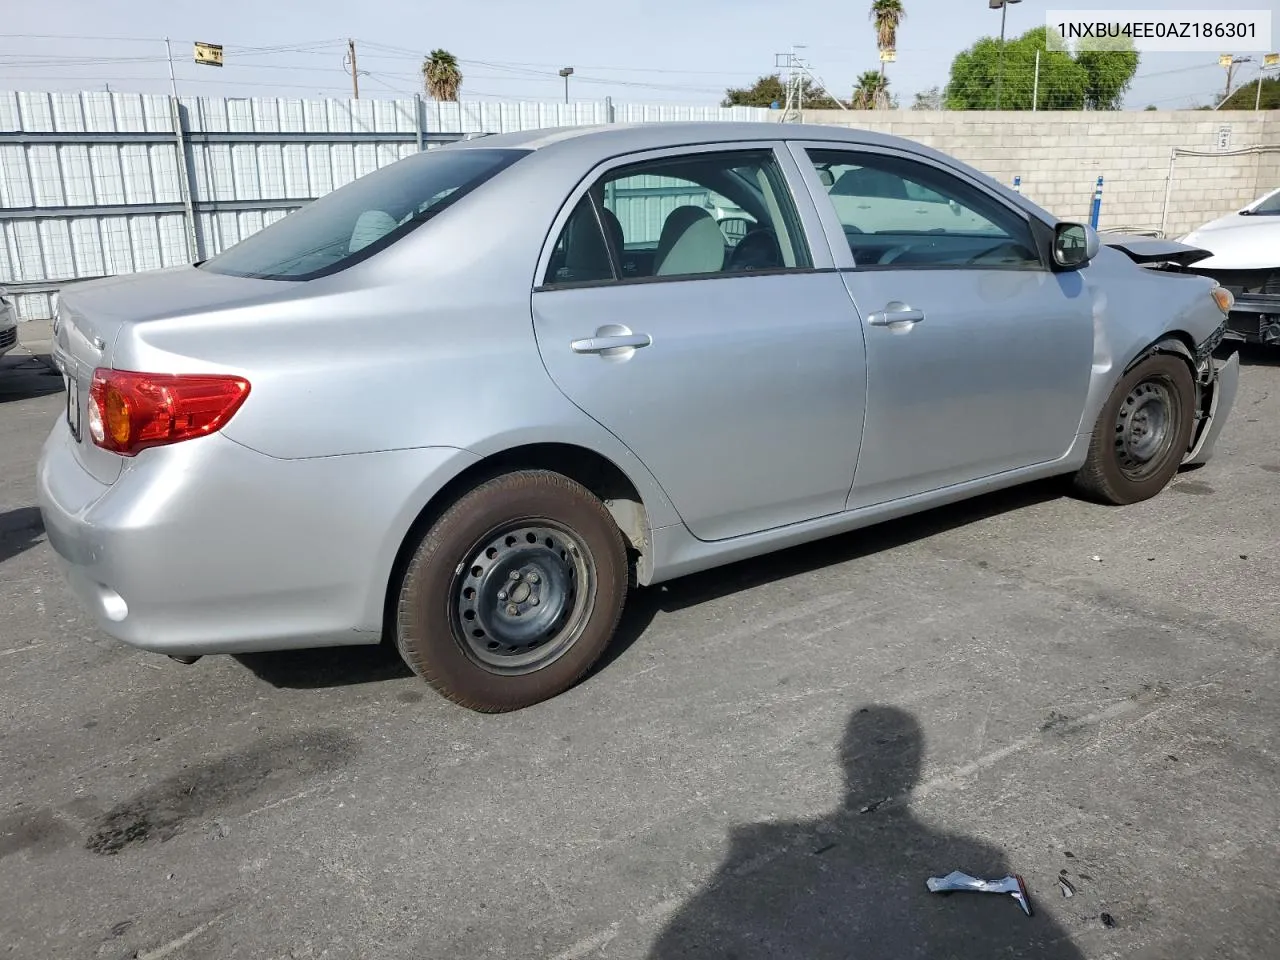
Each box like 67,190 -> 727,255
1073,353 -> 1196,505
395,470 -> 628,712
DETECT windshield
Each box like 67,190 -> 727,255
1247,190 -> 1280,215
199,147 -> 528,281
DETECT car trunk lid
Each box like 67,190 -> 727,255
51,266 -> 289,485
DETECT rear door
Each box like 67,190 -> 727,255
790,142 -> 1095,508
530,142 -> 868,543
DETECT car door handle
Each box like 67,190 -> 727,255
867,304 -> 926,327
571,333 -> 653,354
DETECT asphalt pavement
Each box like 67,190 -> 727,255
2,323 -> 1277,959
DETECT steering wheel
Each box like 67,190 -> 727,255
877,245 -> 914,266
727,227 -> 782,272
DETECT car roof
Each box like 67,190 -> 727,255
454,121 -> 928,157
445,121 -> 1058,229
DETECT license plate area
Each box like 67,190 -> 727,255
65,374 -> 81,442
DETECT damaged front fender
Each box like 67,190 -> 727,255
1183,351 -> 1240,467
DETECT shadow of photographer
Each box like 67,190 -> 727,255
649,705 -> 1084,959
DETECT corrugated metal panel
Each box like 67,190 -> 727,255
1,90 -> 772,319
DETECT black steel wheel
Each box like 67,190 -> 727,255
450,521 -> 593,675
395,470 -> 628,712
1073,353 -> 1197,505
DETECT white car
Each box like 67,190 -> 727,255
1180,187 -> 1280,345
0,288 -> 17,358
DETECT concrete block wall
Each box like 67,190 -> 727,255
798,110 -> 1277,238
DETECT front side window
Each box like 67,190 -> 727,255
542,149 -> 811,286
808,149 -> 1040,270
200,148 -> 528,281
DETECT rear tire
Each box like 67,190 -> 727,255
1073,353 -> 1196,505
395,470 -> 628,712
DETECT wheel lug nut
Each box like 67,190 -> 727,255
509,571 -> 521,581
527,571 -> 539,584
530,596 -> 540,605
497,590 -> 507,601
506,603 -> 519,616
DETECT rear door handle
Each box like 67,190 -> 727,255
571,333 -> 653,354
867,303 -> 926,327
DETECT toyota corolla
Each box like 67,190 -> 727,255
38,122 -> 1239,712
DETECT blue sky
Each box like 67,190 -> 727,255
1,0 -> 1274,108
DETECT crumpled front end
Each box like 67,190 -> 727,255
1182,320 -> 1239,467
1188,267 -> 1280,345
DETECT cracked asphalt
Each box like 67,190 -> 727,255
2,325 -> 1278,959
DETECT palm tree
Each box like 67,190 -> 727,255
422,49 -> 462,102
853,71 -> 890,109
870,0 -> 906,103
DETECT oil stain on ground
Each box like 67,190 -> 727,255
1173,481 -> 1215,496
85,729 -> 358,856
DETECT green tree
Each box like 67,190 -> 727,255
853,71 -> 896,109
1221,75 -> 1280,110
912,85 -> 944,110
722,73 -> 849,109
1075,33 -> 1140,109
946,26 -> 1139,110
422,49 -> 462,102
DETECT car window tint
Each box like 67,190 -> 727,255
545,149 -> 811,285
807,149 -> 1040,270
199,148 -> 527,281
543,196 -> 615,286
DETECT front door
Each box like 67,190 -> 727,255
531,144 -> 868,542
792,143 -> 1096,508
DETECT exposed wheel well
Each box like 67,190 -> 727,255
382,443 -> 651,640
1125,330 -> 1198,376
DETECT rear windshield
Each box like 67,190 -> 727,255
199,147 -> 528,281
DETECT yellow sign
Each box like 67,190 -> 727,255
1219,54 -> 1234,66
1266,52 -> 1280,67
194,41 -> 223,67
879,49 -> 897,63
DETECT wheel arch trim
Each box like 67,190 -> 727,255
376,439 -> 676,640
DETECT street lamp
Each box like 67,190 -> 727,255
989,0 -> 1022,111
559,66 -> 574,104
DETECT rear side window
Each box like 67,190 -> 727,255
199,147 -> 528,281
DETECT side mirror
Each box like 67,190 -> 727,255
1053,222 -> 1100,269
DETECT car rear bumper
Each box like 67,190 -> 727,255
37,422 -> 478,656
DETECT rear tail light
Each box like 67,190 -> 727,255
88,369 -> 250,456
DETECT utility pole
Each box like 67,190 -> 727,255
163,37 -> 179,99
775,47 -> 847,120
1217,55 -> 1253,108
346,39 -> 360,99
1256,54 -> 1279,110
559,66 -> 574,104
990,0 -> 1022,110
1032,48 -> 1040,110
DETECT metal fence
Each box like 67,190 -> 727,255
0,90 -> 771,319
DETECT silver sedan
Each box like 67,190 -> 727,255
37,122 -> 1240,712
